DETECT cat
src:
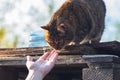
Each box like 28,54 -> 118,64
41,0 -> 106,50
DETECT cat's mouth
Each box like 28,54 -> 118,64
47,41 -> 63,50
52,45 -> 64,50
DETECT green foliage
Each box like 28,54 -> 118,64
0,26 -> 19,48
0,27 -> 6,40
48,0 -> 54,16
115,23 -> 120,40
13,35 -> 19,47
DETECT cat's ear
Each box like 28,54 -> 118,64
41,26 -> 50,30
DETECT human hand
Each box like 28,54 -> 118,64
25,50 -> 58,80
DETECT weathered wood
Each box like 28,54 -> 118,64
58,41 -> 120,57
0,55 -> 88,80
0,41 -> 120,80
0,46 -> 51,57
0,55 -> 84,67
91,41 -> 120,56
0,41 -> 120,57
0,54 -> 88,80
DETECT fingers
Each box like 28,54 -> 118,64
49,51 -> 58,63
37,50 -> 58,63
26,56 -> 34,69
27,56 -> 33,61
46,50 -> 56,60
38,52 -> 50,61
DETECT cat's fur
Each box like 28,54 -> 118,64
41,0 -> 106,50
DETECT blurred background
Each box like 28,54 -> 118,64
0,0 -> 120,48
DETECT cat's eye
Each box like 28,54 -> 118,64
60,24 -> 66,30
57,23 -> 66,37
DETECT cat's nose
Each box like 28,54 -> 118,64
55,47 -> 61,50
54,46 -> 62,50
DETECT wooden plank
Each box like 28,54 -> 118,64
91,41 -> 120,55
0,41 -> 120,57
0,55 -> 86,67
63,41 -> 120,56
0,46 -> 51,57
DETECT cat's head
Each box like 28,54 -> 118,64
41,21 -> 74,50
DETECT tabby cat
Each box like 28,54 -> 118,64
41,0 -> 106,50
